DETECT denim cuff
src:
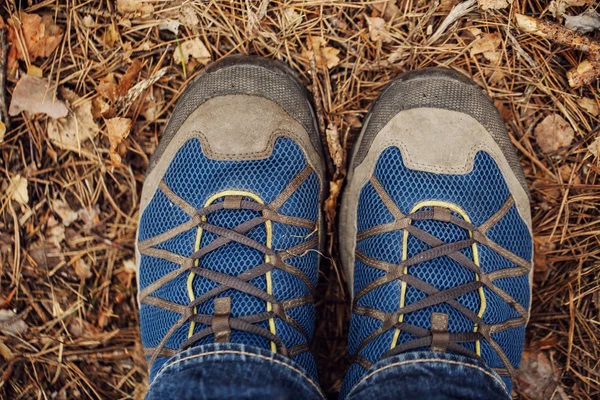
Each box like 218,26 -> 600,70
346,351 -> 511,400
146,343 -> 325,400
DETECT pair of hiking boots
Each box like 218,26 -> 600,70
136,55 -> 532,397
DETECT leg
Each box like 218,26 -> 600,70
137,56 -> 326,400
340,69 -> 532,399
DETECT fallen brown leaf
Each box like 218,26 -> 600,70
173,38 -> 211,66
142,87 -> 165,122
10,174 -> 29,205
9,75 -> 68,119
73,258 -> 93,280
47,90 -> 99,150
516,349 -> 568,400
372,0 -> 399,21
577,97 -> 599,116
366,16 -> 392,43
302,36 -> 340,69
28,241 -> 64,268
439,0 -> 460,12
117,0 -> 154,17
0,310 -> 28,335
470,32 -> 502,61
564,9 -> 600,34
587,136 -> 600,158
477,0 -> 512,10
7,12 -> 63,74
52,199 -> 79,227
117,59 -> 143,97
534,114 -> 575,154
0,341 -> 14,361
105,117 -> 132,165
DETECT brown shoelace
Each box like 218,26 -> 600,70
138,167 -> 318,369
351,176 -> 532,379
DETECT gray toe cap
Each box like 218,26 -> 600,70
352,68 -> 527,194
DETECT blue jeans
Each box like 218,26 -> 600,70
146,344 -> 511,399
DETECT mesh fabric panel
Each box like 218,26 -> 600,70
345,148 -> 531,396
139,136 -> 320,382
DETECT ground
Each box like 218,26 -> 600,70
1,1 -> 599,399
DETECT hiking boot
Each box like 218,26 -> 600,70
136,55 -> 326,383
339,68 -> 533,398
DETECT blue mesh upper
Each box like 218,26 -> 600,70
138,137 -> 321,382
343,148 -> 532,397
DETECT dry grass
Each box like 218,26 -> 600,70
1,0 -> 599,399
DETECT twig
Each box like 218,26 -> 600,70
0,27 -> 9,131
308,42 -> 334,177
428,0 -> 477,44
516,14 -> 600,88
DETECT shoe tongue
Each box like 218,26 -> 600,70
399,207 -> 481,352
189,201 -> 273,350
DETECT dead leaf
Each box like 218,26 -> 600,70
366,17 -> 392,43
439,0 -> 460,12
177,4 -> 200,28
549,0 -> 567,18
92,97 -> 110,119
326,124 -> 344,169
0,122 -> 5,143
97,73 -> 118,102
103,24 -> 120,48
28,241 -> 64,268
27,65 -> 43,77
564,9 -> 600,34
47,91 -> 99,150
52,199 -> 78,227
10,174 -> 29,205
159,20 -> 180,35
82,15 -> 94,28
516,349 -> 567,400
534,114 -> 575,154
142,87 -> 165,122
283,8 -> 302,28
7,13 -> 63,74
73,258 -> 93,280
117,0 -> 154,17
344,114 -> 363,129
470,32 -> 502,61
117,59 -> 143,98
558,164 -> 581,184
587,136 -> 600,158
550,0 -> 595,18
577,97 -> 599,116
9,75 -> 68,119
477,0 -> 512,10
372,0 -> 399,21
46,217 -> 65,247
0,310 -> 28,335
174,38 -> 211,66
302,36 -> 340,69
105,117 -> 132,165
0,341 -> 14,361
78,206 -> 100,232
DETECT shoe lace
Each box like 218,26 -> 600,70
352,178 -> 531,378
139,177 -> 317,369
